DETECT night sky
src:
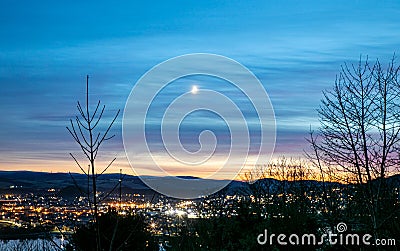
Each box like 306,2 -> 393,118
1,0 -> 399,177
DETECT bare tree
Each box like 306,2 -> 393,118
308,56 -> 400,237
242,157 -> 320,220
67,75 -> 120,251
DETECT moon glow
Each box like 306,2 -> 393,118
191,85 -> 199,94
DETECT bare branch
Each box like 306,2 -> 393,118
69,153 -> 88,175
97,157 -> 117,178
77,101 -> 88,122
92,105 -> 106,129
91,100 -> 101,122
94,109 -> 120,152
76,117 -> 91,147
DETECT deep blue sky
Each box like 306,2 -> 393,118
1,0 -> 399,174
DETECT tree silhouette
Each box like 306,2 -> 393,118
308,56 -> 400,238
71,210 -> 156,251
67,75 -> 120,251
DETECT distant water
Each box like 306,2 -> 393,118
0,238 -> 67,250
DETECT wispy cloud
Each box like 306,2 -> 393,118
1,0 -> 400,176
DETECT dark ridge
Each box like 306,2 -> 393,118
175,176 -> 201,180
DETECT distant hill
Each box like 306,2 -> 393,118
0,170 -> 398,198
0,171 -> 149,194
58,185 -> 84,199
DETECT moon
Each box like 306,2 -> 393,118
191,85 -> 199,94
